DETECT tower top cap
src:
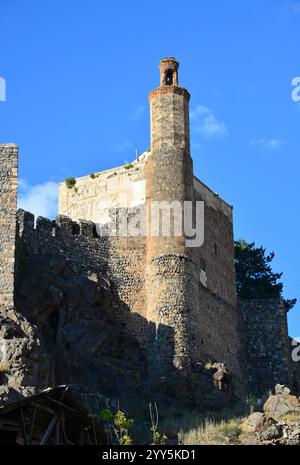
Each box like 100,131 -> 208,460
160,56 -> 178,63
159,57 -> 179,86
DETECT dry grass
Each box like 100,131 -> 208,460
0,361 -> 8,373
178,417 -> 243,445
275,411 -> 300,422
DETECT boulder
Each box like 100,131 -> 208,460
255,415 -> 277,433
247,412 -> 265,433
260,424 -> 282,441
275,384 -> 291,396
263,394 -> 300,418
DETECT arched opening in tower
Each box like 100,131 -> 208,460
165,70 -> 174,85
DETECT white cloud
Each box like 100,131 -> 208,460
251,138 -> 285,150
130,105 -> 146,121
286,2 -> 300,14
18,179 -> 58,220
190,105 -> 228,138
190,105 -> 211,120
0,77 -> 6,101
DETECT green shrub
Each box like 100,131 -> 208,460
124,164 -> 134,170
99,409 -> 134,445
65,177 -> 76,189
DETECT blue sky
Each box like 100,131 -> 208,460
0,0 -> 299,337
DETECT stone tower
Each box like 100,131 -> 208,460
145,58 -> 199,372
0,144 -> 18,309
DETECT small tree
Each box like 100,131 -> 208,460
234,239 -> 296,311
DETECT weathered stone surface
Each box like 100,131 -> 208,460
275,384 -> 291,396
13,240 -> 148,402
240,300 -> 293,395
255,415 -> 277,433
247,412 -> 265,432
0,307 -> 53,404
259,424 -> 282,441
263,394 -> 300,418
3,205 -> 240,412
0,144 -> 18,308
245,390 -> 300,445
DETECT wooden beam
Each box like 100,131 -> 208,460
40,416 -> 57,445
29,403 -> 37,444
55,421 -> 60,445
44,395 -> 81,417
59,410 -> 73,445
86,427 -> 91,445
0,419 -> 20,426
20,407 -> 28,445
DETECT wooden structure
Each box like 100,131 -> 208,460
0,385 -> 107,445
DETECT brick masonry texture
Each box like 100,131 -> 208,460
0,144 -> 18,309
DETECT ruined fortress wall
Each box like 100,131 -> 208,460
183,180 -> 243,388
58,158 -> 147,224
240,299 -> 293,394
0,144 -> 18,308
15,210 -> 147,343
195,286 -> 244,393
15,203 -> 242,380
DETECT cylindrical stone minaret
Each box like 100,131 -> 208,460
145,58 -> 198,373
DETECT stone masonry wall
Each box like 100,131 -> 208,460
145,254 -> 199,373
15,205 -> 244,388
15,210 -> 147,345
0,144 -> 18,309
193,189 -> 237,307
195,286 -> 245,395
240,299 -> 293,395
58,155 -> 148,225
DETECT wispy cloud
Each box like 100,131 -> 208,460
190,105 -> 228,138
130,105 -> 146,121
251,138 -> 285,150
18,179 -> 58,219
0,77 -> 6,101
283,2 -> 300,14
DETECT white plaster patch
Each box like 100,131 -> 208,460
200,269 -> 207,287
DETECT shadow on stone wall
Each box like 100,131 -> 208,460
9,210 -> 233,412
